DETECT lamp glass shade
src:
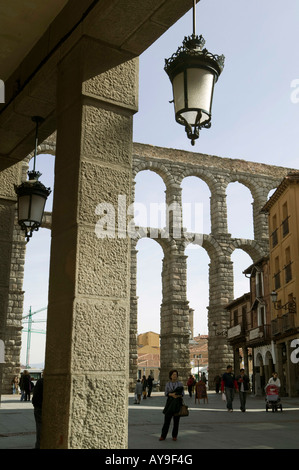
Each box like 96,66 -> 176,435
18,195 -> 31,223
173,68 -> 214,127
15,176 -> 51,241
30,193 -> 47,224
18,192 -> 47,225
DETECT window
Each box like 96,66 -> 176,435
282,202 -> 289,237
257,305 -> 265,327
233,309 -> 238,325
284,247 -> 292,283
242,306 -> 247,328
256,270 -> 264,297
274,256 -> 281,290
271,214 -> 278,247
274,273 -> 280,289
271,229 -> 278,247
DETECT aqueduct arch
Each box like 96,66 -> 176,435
130,143 -> 295,387
2,135 -> 296,392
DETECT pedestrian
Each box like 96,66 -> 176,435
267,372 -> 281,388
142,375 -> 147,399
147,375 -> 154,397
214,374 -> 221,394
159,370 -> 184,442
11,376 -> 19,395
195,378 -> 208,404
32,375 -> 43,449
236,368 -> 250,412
201,372 -> 207,385
192,375 -> 196,393
19,370 -> 32,401
221,365 -> 238,412
135,379 -> 143,404
187,375 -> 194,398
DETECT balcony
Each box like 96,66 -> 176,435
271,317 -> 282,336
282,216 -> 289,237
248,324 -> 271,344
227,323 -> 245,342
272,312 -> 297,337
282,312 -> 296,331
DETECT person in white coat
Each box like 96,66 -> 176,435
135,379 -> 143,404
267,372 -> 281,388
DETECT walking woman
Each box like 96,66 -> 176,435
159,369 -> 184,442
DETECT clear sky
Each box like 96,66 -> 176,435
20,0 -> 299,366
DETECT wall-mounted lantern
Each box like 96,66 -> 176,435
164,0 -> 224,145
14,116 -> 51,242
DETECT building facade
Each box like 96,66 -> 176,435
262,173 -> 299,397
227,257 -> 275,395
243,257 -> 275,395
226,293 -> 251,375
137,332 -> 160,383
189,334 -> 208,381
227,174 -> 299,397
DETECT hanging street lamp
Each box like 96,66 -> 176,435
164,0 -> 225,145
14,116 -> 51,242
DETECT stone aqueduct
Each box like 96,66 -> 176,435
1,134 -> 295,392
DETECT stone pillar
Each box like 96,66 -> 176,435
159,181 -> 190,389
0,162 -> 26,395
41,38 -> 138,449
208,181 -> 233,381
252,191 -> 269,240
243,347 -> 249,376
160,243 -> 190,389
208,253 -> 234,381
129,241 -> 138,391
165,184 -> 183,239
210,187 -> 228,235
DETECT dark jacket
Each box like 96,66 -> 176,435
235,374 -> 250,392
221,372 -> 238,391
32,378 -> 43,409
20,374 -> 31,393
163,396 -> 182,416
163,385 -> 184,416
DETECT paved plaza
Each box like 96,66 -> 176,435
1,391 -> 299,450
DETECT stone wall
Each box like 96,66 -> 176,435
0,161 -> 26,393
